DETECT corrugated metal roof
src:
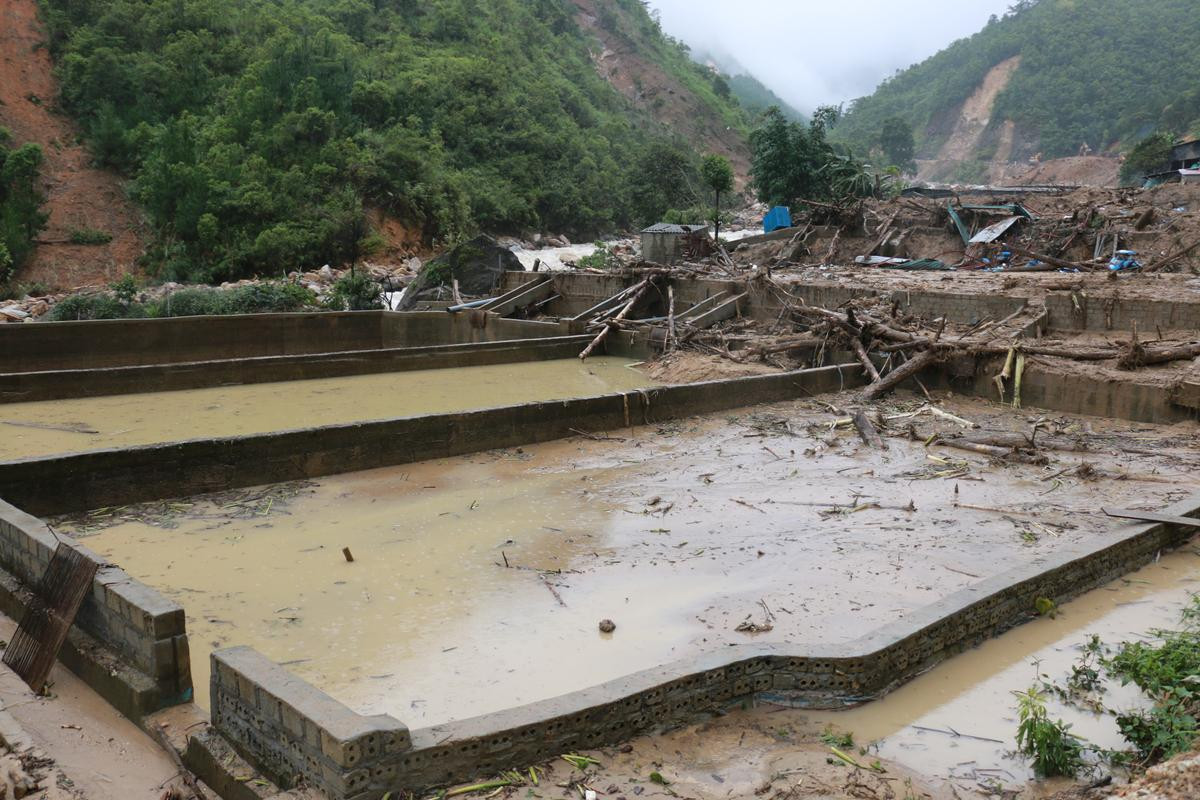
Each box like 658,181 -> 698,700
641,223 -> 709,235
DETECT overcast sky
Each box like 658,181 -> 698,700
645,0 -> 1014,113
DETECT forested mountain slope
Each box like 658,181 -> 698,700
834,0 -> 1200,168
32,0 -> 748,282
0,0 -> 146,288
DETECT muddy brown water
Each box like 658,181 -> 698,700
0,357 -> 652,460
68,396 -> 1200,730
788,548 -> 1200,795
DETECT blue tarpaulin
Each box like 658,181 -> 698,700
763,206 -> 792,234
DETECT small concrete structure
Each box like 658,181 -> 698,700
640,223 -> 708,265
1169,138 -> 1200,171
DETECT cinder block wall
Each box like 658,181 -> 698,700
211,647 -> 410,796
1045,292 -> 1200,333
0,501 -> 192,713
209,493 -> 1200,798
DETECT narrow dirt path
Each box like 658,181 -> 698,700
0,615 -> 182,799
0,0 -> 145,289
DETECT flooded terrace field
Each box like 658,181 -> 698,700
58,393 -> 1200,728
0,356 -> 652,460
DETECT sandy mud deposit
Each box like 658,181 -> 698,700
57,393 -> 1199,734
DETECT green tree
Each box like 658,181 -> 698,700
750,106 -> 885,206
1120,132 -> 1175,185
0,129 -> 49,283
833,0 -> 1200,162
39,0 -> 754,282
879,116 -> 916,172
699,154 -> 733,239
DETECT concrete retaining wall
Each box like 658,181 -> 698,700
1045,291 -> 1200,333
0,500 -> 191,716
379,312 -> 562,348
210,647 -> 409,798
0,311 -> 565,374
208,490 -> 1200,797
0,336 -> 591,404
934,354 -> 1199,423
0,364 -> 868,516
0,312 -> 385,372
502,272 -> 1033,330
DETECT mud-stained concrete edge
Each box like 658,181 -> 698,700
201,491 -> 1199,797
0,363 -> 869,516
0,500 -> 191,719
0,334 -> 592,404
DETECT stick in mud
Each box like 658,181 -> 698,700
851,409 -> 887,450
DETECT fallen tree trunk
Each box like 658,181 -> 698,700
1118,341 -> 1200,370
850,337 -> 882,383
1148,237 -> 1200,272
862,347 -> 940,401
747,335 -> 823,356
580,276 -> 654,359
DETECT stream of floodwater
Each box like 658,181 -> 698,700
510,228 -> 762,271
791,548 -> 1200,792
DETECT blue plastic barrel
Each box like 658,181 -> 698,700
763,206 -> 793,233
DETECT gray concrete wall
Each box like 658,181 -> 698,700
0,312 -> 387,372
379,312 -> 561,348
208,491 -> 1200,798
1044,292 -> 1200,334
0,311 -> 567,375
0,364 -> 868,516
0,500 -> 192,715
933,353 -> 1199,423
0,336 -> 591,404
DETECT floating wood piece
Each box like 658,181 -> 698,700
867,209 -> 900,255
822,227 -> 843,264
342,547 -> 354,563
747,335 -> 823,356
850,337 -> 881,383
1148,237 -> 1200,272
478,275 -> 553,317
3,543 -> 99,694
666,285 -> 676,352
1102,508 -> 1200,529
